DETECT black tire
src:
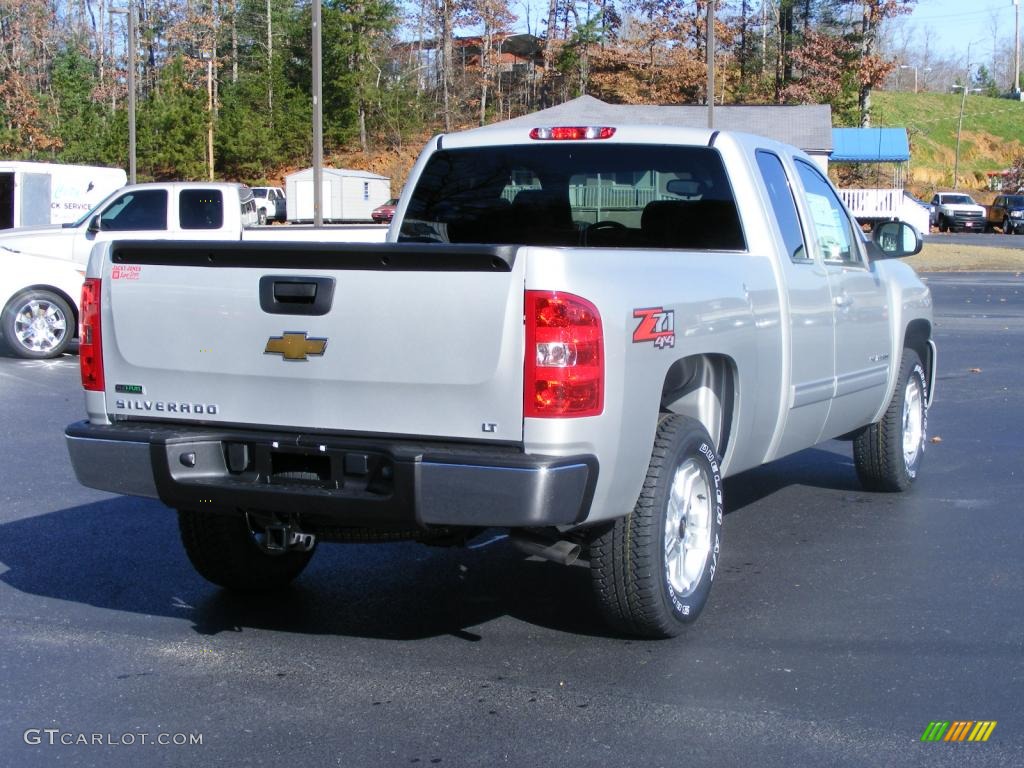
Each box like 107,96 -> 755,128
177,509 -> 314,591
853,349 -> 928,492
257,208 -> 268,226
590,415 -> 724,638
1004,218 -> 1014,235
938,216 -> 948,233
2,290 -> 74,359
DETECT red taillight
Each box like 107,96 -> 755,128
80,278 -> 104,392
524,291 -> 603,418
529,126 -> 616,141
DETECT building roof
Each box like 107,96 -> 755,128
480,95 -> 834,153
831,128 -> 910,162
286,167 -> 389,181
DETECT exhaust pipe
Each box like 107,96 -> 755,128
510,532 -> 581,566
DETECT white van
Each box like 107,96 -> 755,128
0,161 -> 127,228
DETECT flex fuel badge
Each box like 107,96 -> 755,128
633,307 -> 675,349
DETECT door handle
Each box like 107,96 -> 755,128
834,294 -> 853,308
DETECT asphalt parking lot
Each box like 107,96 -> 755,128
0,272 -> 1021,767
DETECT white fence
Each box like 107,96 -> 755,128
502,184 -> 659,209
839,187 -> 930,233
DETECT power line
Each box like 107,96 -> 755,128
910,4 -> 1010,24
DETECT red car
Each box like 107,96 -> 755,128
371,198 -> 398,223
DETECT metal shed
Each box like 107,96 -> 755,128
285,167 -> 391,222
481,95 -> 835,171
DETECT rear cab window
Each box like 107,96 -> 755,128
179,189 -> 225,230
398,143 -> 746,250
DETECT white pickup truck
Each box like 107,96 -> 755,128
65,123 -> 935,638
1,182 -> 385,358
929,191 -> 986,232
251,186 -> 286,225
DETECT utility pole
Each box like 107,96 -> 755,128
953,43 -> 981,190
110,3 -> 137,184
707,0 -> 716,129
312,0 -> 324,227
953,81 -> 969,189
206,55 -> 214,181
1014,0 -> 1021,96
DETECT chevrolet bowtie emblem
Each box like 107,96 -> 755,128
264,332 -> 328,361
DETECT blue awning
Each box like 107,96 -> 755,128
831,128 -> 910,162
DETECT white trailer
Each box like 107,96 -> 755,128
285,167 -> 391,223
0,161 -> 127,229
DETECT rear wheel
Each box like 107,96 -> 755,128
2,290 -> 74,359
178,509 -> 314,591
590,415 -> 724,638
853,349 -> 928,492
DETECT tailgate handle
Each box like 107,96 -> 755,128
260,276 -> 335,316
275,282 -> 316,301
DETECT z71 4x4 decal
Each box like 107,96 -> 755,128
632,307 -> 676,349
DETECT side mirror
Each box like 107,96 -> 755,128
871,220 -> 923,259
87,215 -> 102,234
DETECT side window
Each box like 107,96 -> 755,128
794,160 -> 861,266
755,150 -> 808,263
99,189 -> 168,231
179,189 -> 224,230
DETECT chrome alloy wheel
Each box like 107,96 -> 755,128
13,297 -> 68,354
664,459 -> 713,598
902,375 -> 925,471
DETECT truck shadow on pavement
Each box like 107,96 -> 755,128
0,446 -> 865,641
0,496 -> 608,640
723,444 -> 864,514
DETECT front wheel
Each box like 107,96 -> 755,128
2,290 -> 74,359
853,349 -> 928,492
590,415 -> 724,638
938,216 -> 948,233
177,510 -> 315,591
257,208 -> 268,226
1005,218 -> 1014,235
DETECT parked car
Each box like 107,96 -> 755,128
251,186 -> 286,224
984,194 -> 1024,234
0,181 -> 384,269
371,198 -> 398,223
1,252 -> 84,358
929,192 -> 986,232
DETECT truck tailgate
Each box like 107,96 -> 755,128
98,242 -> 525,442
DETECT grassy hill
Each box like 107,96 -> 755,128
870,90 -> 1024,196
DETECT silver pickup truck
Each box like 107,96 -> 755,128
65,123 -> 935,638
